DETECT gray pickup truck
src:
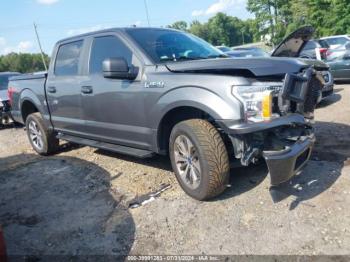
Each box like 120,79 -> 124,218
9,27 -> 330,200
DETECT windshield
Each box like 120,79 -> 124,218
126,29 -> 225,63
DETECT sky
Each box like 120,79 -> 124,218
0,0 -> 252,55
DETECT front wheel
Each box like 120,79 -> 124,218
26,113 -> 59,155
169,119 -> 230,200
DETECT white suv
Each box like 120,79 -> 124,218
320,35 -> 350,49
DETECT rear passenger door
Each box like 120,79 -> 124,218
46,40 -> 86,135
80,34 -> 149,149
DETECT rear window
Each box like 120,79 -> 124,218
325,37 -> 348,46
318,40 -> 330,48
303,41 -> 318,50
55,40 -> 83,76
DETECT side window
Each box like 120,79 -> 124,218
89,35 -> 133,74
55,41 -> 83,76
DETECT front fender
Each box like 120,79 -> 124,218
149,86 -> 241,128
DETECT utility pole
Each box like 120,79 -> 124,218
33,22 -> 48,71
144,0 -> 151,27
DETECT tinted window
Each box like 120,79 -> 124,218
0,75 -> 18,90
303,41 -> 318,50
325,37 -> 348,46
0,76 -> 9,91
318,40 -> 330,48
89,36 -> 132,74
55,41 -> 83,76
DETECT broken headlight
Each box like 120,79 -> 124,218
232,84 -> 283,122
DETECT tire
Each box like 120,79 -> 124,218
169,119 -> 230,200
25,112 -> 59,155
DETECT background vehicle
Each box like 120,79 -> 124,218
216,45 -> 232,53
0,72 -> 20,126
9,27 -> 327,200
271,27 -> 334,102
327,50 -> 350,81
217,46 -> 268,58
320,35 -> 350,49
229,47 -> 269,58
299,39 -> 330,60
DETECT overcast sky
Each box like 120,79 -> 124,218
0,0 -> 252,55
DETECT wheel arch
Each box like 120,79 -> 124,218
156,105 -> 219,154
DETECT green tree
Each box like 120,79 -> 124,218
167,21 -> 188,31
0,53 -> 50,73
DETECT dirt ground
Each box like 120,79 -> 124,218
0,84 -> 349,260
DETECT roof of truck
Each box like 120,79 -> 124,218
57,27 -> 179,44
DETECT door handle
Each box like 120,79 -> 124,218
81,86 -> 93,94
47,86 -> 56,93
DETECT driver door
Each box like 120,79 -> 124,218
80,34 -> 149,149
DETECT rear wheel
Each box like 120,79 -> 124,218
169,119 -> 230,200
26,113 -> 59,155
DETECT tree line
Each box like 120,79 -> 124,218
0,53 -> 49,73
169,0 -> 350,47
1,0 -> 350,73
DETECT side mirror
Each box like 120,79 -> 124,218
102,57 -> 138,80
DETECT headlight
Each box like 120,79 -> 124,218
232,84 -> 283,122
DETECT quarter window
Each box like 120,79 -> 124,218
55,41 -> 83,76
89,36 -> 132,74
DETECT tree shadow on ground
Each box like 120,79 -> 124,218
0,154 -> 135,261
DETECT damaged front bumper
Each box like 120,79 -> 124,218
263,133 -> 315,185
217,115 -> 315,186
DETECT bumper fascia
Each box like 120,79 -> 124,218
263,134 -> 315,186
217,114 -> 315,186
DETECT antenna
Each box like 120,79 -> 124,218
33,22 -> 48,71
143,0 -> 151,27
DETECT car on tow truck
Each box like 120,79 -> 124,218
9,27 -> 329,200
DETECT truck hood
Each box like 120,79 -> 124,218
271,26 -> 314,58
165,56 -> 328,77
0,90 -> 8,102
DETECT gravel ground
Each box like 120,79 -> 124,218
0,84 -> 349,259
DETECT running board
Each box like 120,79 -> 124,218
57,133 -> 154,159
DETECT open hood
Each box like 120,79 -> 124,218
271,26 -> 315,57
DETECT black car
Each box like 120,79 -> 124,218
0,72 -> 20,126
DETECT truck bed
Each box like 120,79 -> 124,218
9,72 -> 49,125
